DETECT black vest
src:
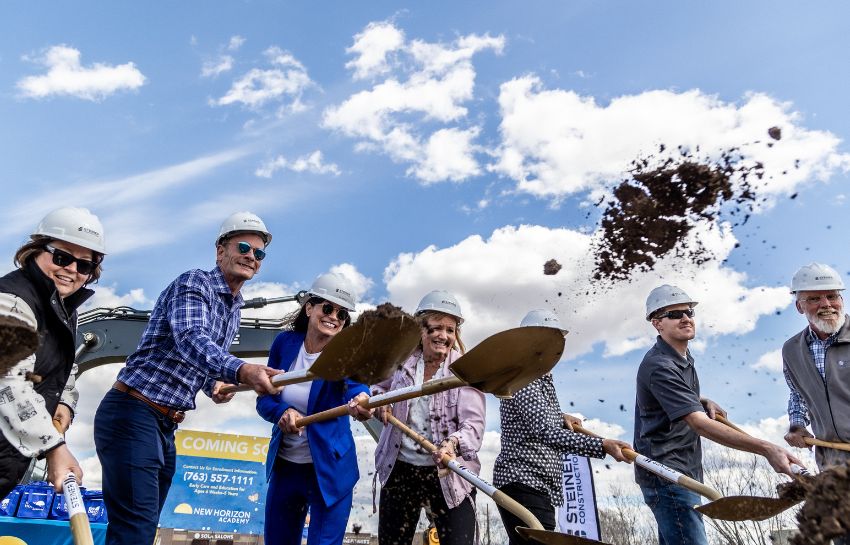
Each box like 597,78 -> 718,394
0,259 -> 93,416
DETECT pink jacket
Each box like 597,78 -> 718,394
372,348 -> 486,509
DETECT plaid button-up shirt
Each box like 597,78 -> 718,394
784,327 -> 837,428
116,266 -> 244,411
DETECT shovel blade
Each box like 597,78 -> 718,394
449,326 -> 565,397
517,527 -> 610,545
695,496 -> 800,521
311,315 -> 421,383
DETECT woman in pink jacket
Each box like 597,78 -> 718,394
373,290 -> 485,545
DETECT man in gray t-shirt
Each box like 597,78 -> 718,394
635,285 -> 802,545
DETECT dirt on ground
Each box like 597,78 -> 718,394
777,461 -> 850,545
591,145 -> 766,283
0,315 -> 39,374
356,302 -> 413,323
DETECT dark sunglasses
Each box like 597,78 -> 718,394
44,245 -> 98,276
235,241 -> 266,261
657,308 -> 695,320
317,301 -> 349,323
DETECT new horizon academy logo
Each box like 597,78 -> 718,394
159,429 -> 269,534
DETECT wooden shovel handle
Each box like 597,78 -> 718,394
296,375 -> 464,427
53,422 -> 94,545
384,414 -> 544,532
804,437 -> 850,452
572,424 -> 722,501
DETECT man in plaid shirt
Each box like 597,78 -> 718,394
94,212 -> 281,545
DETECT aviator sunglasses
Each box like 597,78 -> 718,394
316,300 -> 349,323
44,245 -> 98,275
656,308 -> 695,320
235,241 -> 266,261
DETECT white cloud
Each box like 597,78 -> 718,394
345,21 -> 405,80
201,55 -> 234,78
255,150 -> 340,178
752,349 -> 784,373
82,286 -> 150,311
324,21 -> 504,183
490,78 -> 850,202
227,35 -> 246,51
384,222 -> 789,357
17,45 -> 146,101
214,46 -> 312,109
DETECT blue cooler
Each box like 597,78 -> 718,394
16,481 -> 54,518
83,490 -> 108,523
50,485 -> 86,520
0,485 -> 23,516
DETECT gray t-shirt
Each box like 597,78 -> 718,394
633,336 -> 705,485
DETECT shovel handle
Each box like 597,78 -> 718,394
52,423 -> 94,545
572,424 -> 722,502
219,368 -> 314,395
296,375 -> 464,427
384,414 -> 544,532
804,437 -> 850,452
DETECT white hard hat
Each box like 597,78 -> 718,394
520,309 -> 566,332
306,272 -> 356,311
415,290 -> 464,324
645,284 -> 698,321
217,211 -> 272,246
32,207 -> 106,254
790,263 -> 845,293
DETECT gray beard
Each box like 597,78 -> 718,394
809,311 -> 846,335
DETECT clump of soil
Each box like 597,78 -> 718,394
592,145 -> 763,282
356,302 -> 413,323
789,461 -> 850,545
768,126 -> 782,140
543,259 -> 562,275
0,315 -> 39,374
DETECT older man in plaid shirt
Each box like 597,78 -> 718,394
94,212 -> 282,545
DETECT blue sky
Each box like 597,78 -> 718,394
3,0 -> 849,533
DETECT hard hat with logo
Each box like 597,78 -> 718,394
415,290 -> 464,324
520,309 -> 567,332
645,284 -> 698,321
32,207 -> 107,255
217,211 -> 272,246
790,263 -> 845,293
306,272 -> 356,311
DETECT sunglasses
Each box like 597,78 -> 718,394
657,308 -> 695,320
235,241 -> 266,261
43,245 -> 98,276
316,301 -> 349,323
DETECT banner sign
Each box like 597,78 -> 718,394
557,453 -> 600,540
158,429 -> 269,535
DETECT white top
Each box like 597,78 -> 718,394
279,344 -> 319,464
398,356 -> 434,466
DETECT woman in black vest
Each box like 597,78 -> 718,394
0,207 -> 107,498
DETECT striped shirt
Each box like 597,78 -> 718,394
785,327 -> 837,428
116,266 -> 244,411
493,374 -> 604,505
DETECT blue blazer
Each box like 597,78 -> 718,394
257,331 -> 369,507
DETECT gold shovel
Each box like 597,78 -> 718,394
221,314 -> 421,394
295,325 -> 566,427
384,414 -> 611,545
717,413 -> 850,453
573,424 -> 803,522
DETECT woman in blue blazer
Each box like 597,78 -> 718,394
257,273 -> 373,545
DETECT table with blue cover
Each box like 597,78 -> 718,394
0,516 -> 107,544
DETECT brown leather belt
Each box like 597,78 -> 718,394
113,381 -> 186,424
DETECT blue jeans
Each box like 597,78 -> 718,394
94,389 -> 177,545
640,477 -> 708,545
265,458 -> 352,545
